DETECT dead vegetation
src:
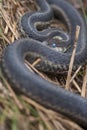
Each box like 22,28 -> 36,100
0,0 -> 87,130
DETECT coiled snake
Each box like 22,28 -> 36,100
1,0 -> 87,128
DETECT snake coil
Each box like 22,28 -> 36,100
1,0 -> 87,129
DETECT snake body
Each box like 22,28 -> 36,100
1,0 -> 87,128
20,0 -> 69,43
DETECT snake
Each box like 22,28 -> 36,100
1,0 -> 87,129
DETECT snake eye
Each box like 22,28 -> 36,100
52,43 -> 56,48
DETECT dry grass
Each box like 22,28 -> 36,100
0,0 -> 87,130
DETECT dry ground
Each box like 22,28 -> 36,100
0,0 -> 87,130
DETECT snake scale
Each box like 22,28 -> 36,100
1,0 -> 87,129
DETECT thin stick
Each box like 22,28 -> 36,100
32,58 -> 41,67
25,60 -> 59,86
81,65 -> 87,97
0,8 -> 19,39
2,76 -> 24,110
65,26 -> 80,89
72,80 -> 81,93
25,59 -> 46,79
70,66 -> 82,83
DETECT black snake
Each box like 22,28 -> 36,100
1,0 -> 87,129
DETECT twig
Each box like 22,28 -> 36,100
25,59 -> 59,86
81,65 -> 87,97
0,8 -> 19,39
65,26 -> 80,89
25,59 -> 46,79
32,58 -> 41,67
72,80 -> 81,93
37,110 -> 53,130
70,66 -> 82,83
22,95 -> 50,113
1,73 -> 24,110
